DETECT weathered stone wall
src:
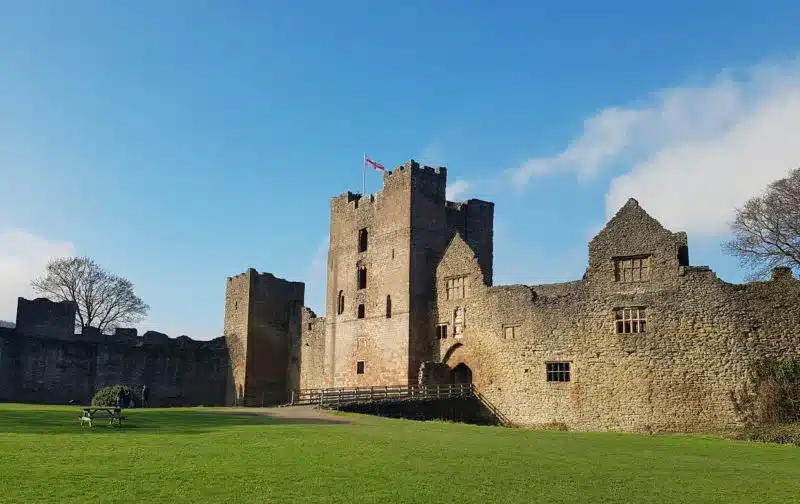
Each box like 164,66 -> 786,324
325,168 -> 413,388
223,271 -> 250,405
224,268 -> 304,406
0,299 -> 229,406
299,307 -> 325,390
15,297 -> 77,341
431,200 -> 800,432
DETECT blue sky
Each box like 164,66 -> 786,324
3,1 -> 800,338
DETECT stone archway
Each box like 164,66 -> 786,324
452,363 -> 473,384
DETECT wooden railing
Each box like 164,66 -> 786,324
289,383 -> 473,407
288,383 -> 513,427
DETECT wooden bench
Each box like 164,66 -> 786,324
79,407 -> 128,428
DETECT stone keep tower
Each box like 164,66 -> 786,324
223,268 -> 304,406
324,160 -> 494,387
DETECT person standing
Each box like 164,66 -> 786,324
141,385 -> 150,408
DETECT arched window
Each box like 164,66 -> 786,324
337,290 -> 345,315
385,295 -> 392,318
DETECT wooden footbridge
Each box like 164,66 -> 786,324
287,383 -> 511,426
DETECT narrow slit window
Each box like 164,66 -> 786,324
337,290 -> 345,315
357,304 -> 365,319
358,228 -> 368,253
385,295 -> 391,318
356,361 -> 365,374
358,266 -> 367,290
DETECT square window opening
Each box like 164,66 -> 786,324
546,362 -> 571,382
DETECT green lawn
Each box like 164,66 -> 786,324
0,403 -> 798,504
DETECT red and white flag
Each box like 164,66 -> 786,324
365,155 -> 384,172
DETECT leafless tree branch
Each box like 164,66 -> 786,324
723,167 -> 800,280
30,256 -> 149,334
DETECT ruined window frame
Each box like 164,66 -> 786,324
613,255 -> 652,283
445,275 -> 469,300
358,228 -> 368,253
546,362 -> 571,382
503,324 -> 520,340
356,360 -> 365,374
614,307 -> 647,334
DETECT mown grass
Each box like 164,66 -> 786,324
0,403 -> 798,504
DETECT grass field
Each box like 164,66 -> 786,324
0,403 -> 798,504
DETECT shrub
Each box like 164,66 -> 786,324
729,424 -> 800,446
92,385 -> 138,408
732,356 -> 800,425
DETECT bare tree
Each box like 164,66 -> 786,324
723,168 -> 800,280
31,256 -> 149,334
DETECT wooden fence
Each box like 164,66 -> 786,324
289,383 -> 473,407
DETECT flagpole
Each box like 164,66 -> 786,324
362,152 -> 367,195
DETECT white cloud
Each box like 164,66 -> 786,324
512,59 -> 800,236
0,229 -> 76,322
446,180 -> 470,201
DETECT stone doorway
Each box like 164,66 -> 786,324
452,363 -> 473,384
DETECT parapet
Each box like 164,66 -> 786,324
142,330 -> 170,345
330,159 -> 449,214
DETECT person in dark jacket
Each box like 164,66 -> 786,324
141,385 -> 150,408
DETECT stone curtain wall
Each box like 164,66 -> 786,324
0,313 -> 229,406
432,202 -> 800,432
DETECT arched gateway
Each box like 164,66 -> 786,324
452,363 -> 473,384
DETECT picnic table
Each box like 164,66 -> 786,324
79,407 -> 127,428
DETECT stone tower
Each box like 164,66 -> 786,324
223,268 -> 304,406
324,160 -> 494,387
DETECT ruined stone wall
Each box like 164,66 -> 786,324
299,307 -> 325,390
0,301 -> 229,406
15,297 -> 77,341
223,269 -> 304,406
431,200 -> 800,432
223,271 -> 250,405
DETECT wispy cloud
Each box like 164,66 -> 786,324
511,59 -> 800,237
0,229 -> 76,322
419,142 -> 446,167
303,235 -> 329,315
446,180 -> 471,201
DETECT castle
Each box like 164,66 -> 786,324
226,159 -> 800,432
3,159 -> 799,432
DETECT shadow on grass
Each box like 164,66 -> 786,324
0,404 -> 352,435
